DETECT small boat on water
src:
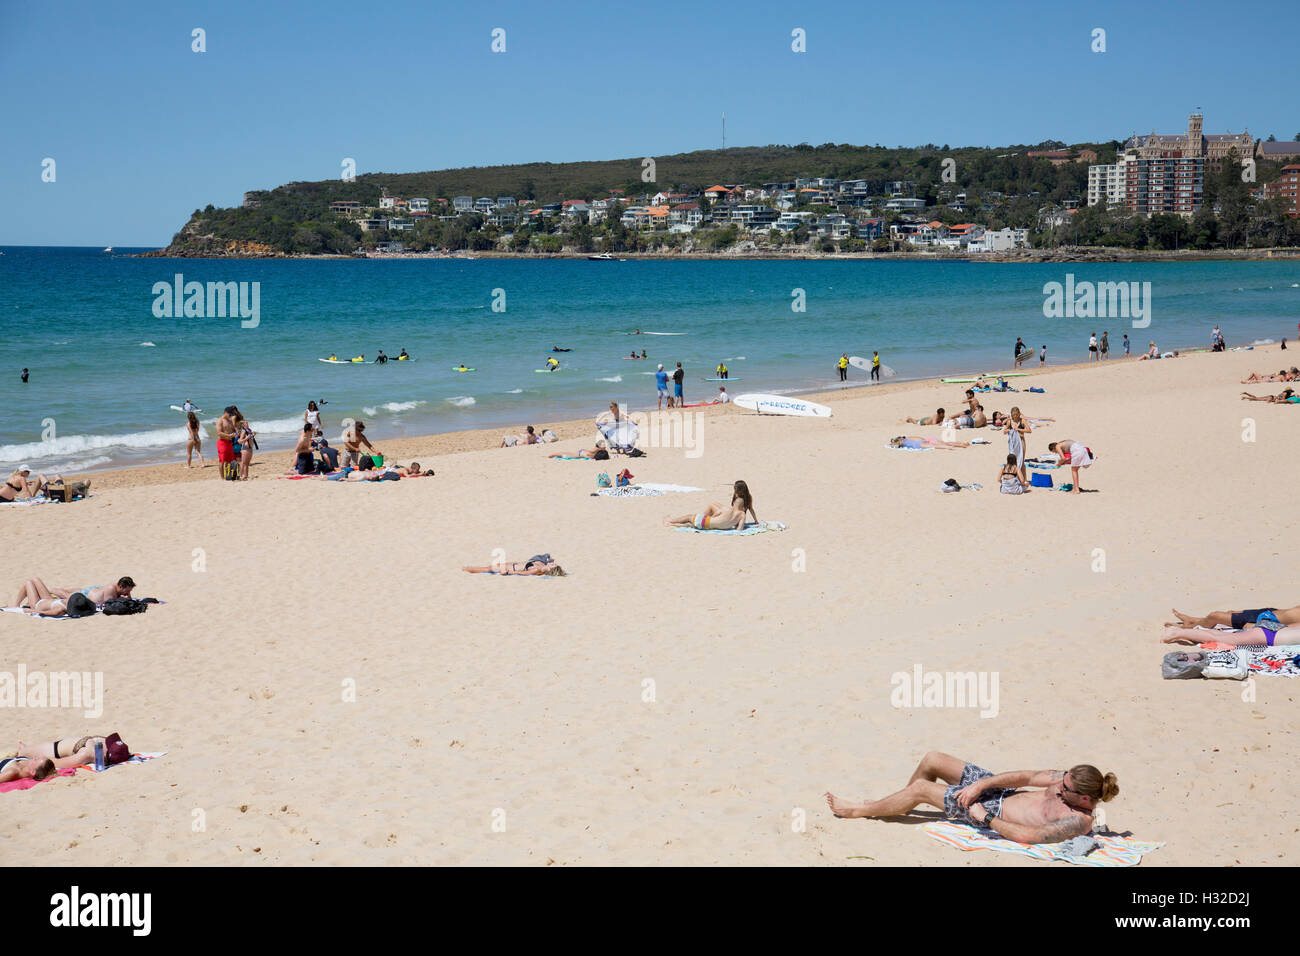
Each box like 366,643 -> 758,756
103,246 -> 113,253
587,253 -> 617,261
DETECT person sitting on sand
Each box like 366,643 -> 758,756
501,425 -> 540,447
998,454 -> 1031,494
904,407 -> 945,426
889,436 -> 971,450
1138,341 -> 1160,360
1047,439 -> 1095,494
1240,388 -> 1298,404
1169,603 -> 1300,631
0,466 -> 51,502
824,751 -> 1119,845
462,555 -> 566,576
1163,622 -> 1300,648
663,480 -> 757,531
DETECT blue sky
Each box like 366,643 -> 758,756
2,0 -> 1297,246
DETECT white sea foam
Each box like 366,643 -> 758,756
446,396 -> 476,407
362,407 -> 377,417
599,375 -> 623,382
0,426 -> 191,463
140,341 -> 156,347
1253,338 -> 1275,345
381,401 -> 425,412
505,388 -> 523,394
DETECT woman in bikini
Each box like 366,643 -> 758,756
235,414 -> 256,480
1240,388 -> 1297,403
461,555 -> 567,576
889,436 -> 971,450
13,578 -> 71,616
997,453 -> 1031,494
0,466 -> 46,502
185,411 -> 205,468
663,480 -> 758,530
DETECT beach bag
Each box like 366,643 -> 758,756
371,454 -> 384,467
101,597 -> 149,616
627,448 -> 645,457
223,461 -> 239,481
1030,472 -> 1053,488
596,473 -> 612,488
1161,652 -> 1208,679
359,456 -> 375,471
593,449 -> 610,460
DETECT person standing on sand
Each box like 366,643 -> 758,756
1100,331 -> 1109,361
1088,332 -> 1098,362
1048,438 -> 1095,494
216,407 -> 237,479
1039,344 -> 1046,367
234,411 -> 256,480
655,364 -> 669,410
1014,337 -> 1026,364
838,354 -> 848,382
1123,334 -> 1130,356
343,420 -> 380,467
185,411 -> 205,468
871,351 -> 881,381
1004,406 -> 1031,482
673,362 -> 685,407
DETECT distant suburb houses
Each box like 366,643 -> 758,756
323,175 -> 1040,251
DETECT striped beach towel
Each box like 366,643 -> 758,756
921,821 -> 1163,866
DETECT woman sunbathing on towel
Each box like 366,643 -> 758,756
663,480 -> 757,530
1,734 -> 132,783
462,555 -> 567,576
903,408 -> 945,426
1240,388 -> 1298,404
549,441 -> 608,459
13,578 -> 69,617
1163,622 -> 1300,647
1241,369 -> 1298,384
889,436 -> 971,450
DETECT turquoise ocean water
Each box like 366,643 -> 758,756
1,246 -> 1297,473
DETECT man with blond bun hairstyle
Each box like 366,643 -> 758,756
826,751 -> 1119,844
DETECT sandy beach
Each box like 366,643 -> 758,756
2,345 -> 1297,866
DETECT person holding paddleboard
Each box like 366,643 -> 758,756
838,354 -> 848,382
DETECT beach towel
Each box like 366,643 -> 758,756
596,483 -> 702,498
0,496 -> 64,507
920,821 -> 1163,866
551,456 -> 592,460
674,520 -> 786,535
1,751 -> 166,793
2,600 -> 165,620
886,444 -> 933,452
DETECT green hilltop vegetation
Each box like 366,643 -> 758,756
159,140 -> 1298,255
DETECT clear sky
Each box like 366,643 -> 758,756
2,0 -> 1297,246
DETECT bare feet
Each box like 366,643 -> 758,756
824,792 -> 870,818
1162,626 -> 1198,645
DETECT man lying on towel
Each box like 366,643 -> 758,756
825,751 -> 1119,844
1170,602 -> 1300,630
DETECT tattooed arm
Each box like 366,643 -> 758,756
1026,769 -> 1065,788
975,805 -> 1090,845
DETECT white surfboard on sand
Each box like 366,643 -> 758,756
733,393 -> 832,417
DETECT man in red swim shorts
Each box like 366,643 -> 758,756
216,406 -> 237,476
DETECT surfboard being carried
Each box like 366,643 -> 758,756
733,393 -> 832,417
848,356 -> 896,379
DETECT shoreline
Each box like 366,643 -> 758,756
54,346 -> 1279,492
139,246 -> 1300,263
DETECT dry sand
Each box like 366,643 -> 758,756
2,347 -> 1297,866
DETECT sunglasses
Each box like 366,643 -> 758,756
1061,772 -> 1083,797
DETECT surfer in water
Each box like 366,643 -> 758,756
399,348 -> 409,359
376,350 -> 388,364
663,480 -> 757,531
546,356 -> 560,371
552,346 -> 572,352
